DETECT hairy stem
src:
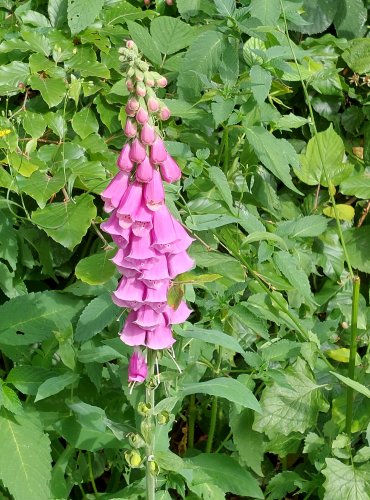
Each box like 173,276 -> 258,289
345,276 -> 361,435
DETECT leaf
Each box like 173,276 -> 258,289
295,124 -> 347,186
249,0 -> 281,25
327,348 -> 361,365
16,171 -> 65,209
186,454 -> 264,499
253,358 -> 327,437
250,65 -> 272,105
175,325 -> 246,358
0,61 -> 29,94
0,412 -> 52,500
150,16 -> 195,55
292,0 -> 338,35
342,38 -> 370,74
330,372 -> 370,399
126,21 -> 162,66
35,371 -> 79,401
276,215 -> 328,238
185,214 -> 239,230
21,30 -> 51,56
0,383 -> 23,415
181,377 -> 261,413
244,231 -> 288,250
72,107 -> 99,139
323,204 -> 355,221
245,126 -> 301,194
75,251 -> 116,285
75,293 -> 120,342
334,0 -> 367,39
343,227 -> 370,273
67,0 -> 104,34
29,75 -> 66,107
340,173 -> 370,199
31,194 -> 97,250
208,166 -> 233,210
0,291 -> 83,346
214,0 -> 235,17
274,251 -> 313,303
7,366 -> 54,395
48,0 -> 68,28
323,458 -> 370,500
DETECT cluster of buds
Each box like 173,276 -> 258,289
101,41 -> 194,383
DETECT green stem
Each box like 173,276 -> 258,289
145,349 -> 156,500
214,430 -> 232,453
224,127 -> 229,174
345,276 -> 361,436
88,452 -> 98,496
279,0 -> 354,279
206,396 -> 218,453
188,394 -> 196,449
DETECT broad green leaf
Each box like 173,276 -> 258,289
75,292 -> 120,342
185,214 -> 239,230
220,40 -> 239,86
295,125 -> 347,186
0,383 -> 23,415
244,231 -> 288,250
254,358 -> 327,437
330,372 -> 370,399
72,106 -> 99,139
340,173 -> 370,199
186,454 -> 264,499
327,348 -> 361,365
174,273 -> 221,284
0,291 -> 83,346
292,0 -> 337,35
266,471 -> 303,500
214,0 -> 235,17
7,366 -> 53,395
342,38 -> 370,74
67,0 -> 104,34
162,99 -> 206,120
208,166 -> 233,210
22,111 -> 47,138
8,152 -> 39,177
16,171 -> 65,208
211,96 -> 235,126
274,251 -> 313,303
250,65 -> 272,105
48,0 -> 68,28
0,61 -> 29,94
150,16 -> 195,55
323,458 -> 370,500
75,250 -> 116,285
35,371 -> 79,401
276,215 -> 328,238
343,227 -> 370,273
334,0 -> 367,39
181,377 -> 261,412
323,204 -> 355,221
29,75 -> 66,107
0,413 -> 52,500
175,325 -> 246,358
22,30 -> 51,56
245,126 -> 301,194
31,194 -> 97,250
249,0 -> 281,25
126,21 -> 162,66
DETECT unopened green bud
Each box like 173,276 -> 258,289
137,60 -> 150,72
148,459 -> 160,476
135,69 -> 144,82
157,410 -> 170,425
137,401 -> 151,416
128,433 -> 146,449
124,450 -> 142,468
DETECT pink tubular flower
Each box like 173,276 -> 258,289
117,144 -> 134,172
128,351 -> 148,383
136,156 -> 154,183
150,137 -> 167,164
117,182 -> 143,228
140,123 -> 156,146
136,107 -> 149,125
160,155 -> 181,183
124,119 -> 137,138
129,138 -> 147,163
147,97 -> 159,113
101,172 -> 130,213
144,169 -> 165,211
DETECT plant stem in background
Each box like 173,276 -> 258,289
145,349 -> 156,500
188,394 -> 196,449
345,276 -> 361,436
206,346 -> 223,453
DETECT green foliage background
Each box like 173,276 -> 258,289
0,0 -> 369,498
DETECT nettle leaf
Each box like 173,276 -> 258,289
295,124 -> 349,187
0,412 -> 52,500
31,194 -> 97,250
250,65 -> 272,105
245,126 -> 302,194
186,454 -> 264,499
253,358 -> 328,437
29,75 -> 66,107
181,377 -> 261,412
323,458 -> 370,500
249,0 -> 281,25
67,0 -> 104,35
126,21 -> 162,66
150,16 -> 195,55
75,292 -> 120,342
72,107 -> 99,139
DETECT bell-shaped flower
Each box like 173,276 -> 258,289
131,202 -> 153,237
129,138 -> 147,163
151,206 -> 177,252
117,182 -> 143,229
124,119 -> 137,138
101,172 -> 130,212
143,169 -> 165,211
117,144 -> 134,172
134,305 -> 164,330
160,155 -> 181,183
164,301 -> 192,325
167,251 -> 194,278
101,214 -> 130,247
140,123 -> 156,146
120,313 -> 146,345
149,137 -> 167,164
146,325 -> 175,349
135,156 -> 154,183
113,277 -> 145,310
144,280 -> 169,311
128,351 -> 148,383
127,231 -> 157,260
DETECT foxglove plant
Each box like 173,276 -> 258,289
100,40 -> 193,498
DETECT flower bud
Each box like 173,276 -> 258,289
160,155 -> 181,183
166,0 -> 173,5
136,156 -> 154,183
135,69 -> 144,82
126,79 -> 134,92
127,97 -> 140,111
150,137 -> 167,164
157,410 -> 170,425
158,106 -> 171,121
129,138 -> 147,163
136,81 -> 146,97
141,123 -> 156,145
138,402 -> 151,417
144,0 -> 150,5
126,40 -> 136,50
124,450 -> 142,468
156,77 -> 167,88
125,103 -> 136,117
148,459 -> 160,476
147,96 -> 160,113
124,119 -> 137,138
128,351 -> 148,383
144,71 -> 155,87
136,107 -> 149,125
117,144 -> 134,172
128,433 -> 146,449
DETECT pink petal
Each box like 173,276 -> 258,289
145,325 -> 175,349
167,251 -> 195,278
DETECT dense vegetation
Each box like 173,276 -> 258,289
0,0 -> 369,498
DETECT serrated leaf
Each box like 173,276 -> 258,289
230,408 -> 263,476
323,458 -> 370,500
72,106 -> 99,139
214,0 -> 235,17
340,173 -> 370,199
292,0 -> 338,35
35,371 -> 79,401
342,38 -> 370,74
185,214 -> 239,230
150,16 -> 195,55
0,412 -> 52,500
323,204 -> 354,221
75,251 -> 116,285
181,377 -> 261,412
250,65 -> 272,105
208,166 -> 233,209
244,231 -> 288,250
31,194 -> 97,250
48,0 -> 68,28
334,0 -> 367,39
75,293 -> 120,342
22,30 -> 51,56
0,61 -> 29,94
67,0 -> 104,35
29,75 -> 66,107
126,21 -> 162,65
276,215 -> 328,238
245,126 -> 301,194
0,384 -> 23,415
7,366 -> 53,395
343,227 -> 370,273
249,0 -> 281,25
